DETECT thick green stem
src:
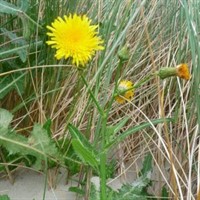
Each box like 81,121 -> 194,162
99,59 -> 124,199
100,151 -> 107,200
99,113 -> 108,199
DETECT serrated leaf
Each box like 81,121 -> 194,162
112,173 -> 152,200
112,152 -> 155,200
131,171 -> 151,192
71,139 -> 99,170
0,122 -> 62,170
0,132 -> 28,155
29,124 -> 61,170
0,108 -> 13,129
30,124 -> 57,155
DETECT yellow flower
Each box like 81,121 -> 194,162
46,14 -> 104,66
176,63 -> 191,80
115,80 -> 134,104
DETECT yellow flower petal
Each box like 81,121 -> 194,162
46,14 -> 104,67
115,80 -> 134,104
176,63 -> 191,80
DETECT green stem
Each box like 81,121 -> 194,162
100,151 -> 107,200
99,59 -> 124,199
113,73 -> 156,98
134,73 -> 156,89
106,60 -> 124,113
80,73 -> 105,116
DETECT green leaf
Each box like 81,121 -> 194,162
161,186 -> 169,198
43,119 -> 52,137
112,167 -> 153,199
68,123 -> 97,154
140,153 -> 152,176
110,151 -> 155,200
108,117 -> 129,135
0,119 -> 62,170
0,0 -> 29,15
0,194 -> 10,200
0,0 -> 19,15
28,124 -> 61,170
0,73 -> 25,100
68,186 -> 85,195
0,28 -> 27,62
71,139 -> 99,170
106,117 -> 129,143
0,132 -> 28,155
89,183 -> 100,200
18,0 -> 29,12
0,41 -> 42,58
0,108 -> 13,129
131,171 -> 151,193
58,138 -> 81,175
105,118 -> 173,149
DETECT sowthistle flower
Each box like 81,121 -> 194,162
46,14 -> 104,67
115,80 -> 134,104
176,63 -> 190,80
157,63 -> 191,80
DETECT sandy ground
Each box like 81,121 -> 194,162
0,169 -> 76,200
0,163 -> 137,200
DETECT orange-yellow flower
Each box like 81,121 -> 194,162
176,63 -> 191,80
157,63 -> 191,80
46,14 -> 104,66
115,80 -> 134,104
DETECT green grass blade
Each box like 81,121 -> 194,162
105,118 -> 173,149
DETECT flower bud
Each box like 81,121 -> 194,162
157,64 -> 191,80
157,67 -> 177,79
117,45 -> 130,61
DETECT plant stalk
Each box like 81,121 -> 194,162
100,151 -> 107,200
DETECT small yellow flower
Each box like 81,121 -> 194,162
176,63 -> 191,80
115,80 -> 134,104
46,14 -> 104,66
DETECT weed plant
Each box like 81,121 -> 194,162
0,0 -> 200,200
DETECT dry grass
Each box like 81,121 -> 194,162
0,0 -> 199,199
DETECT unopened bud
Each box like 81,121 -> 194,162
118,44 -> 130,61
157,67 -> 177,79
